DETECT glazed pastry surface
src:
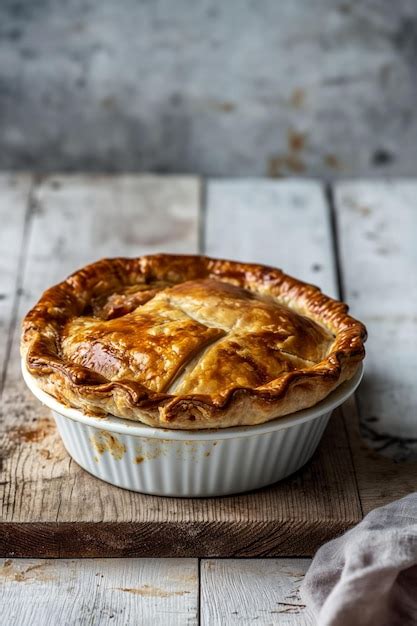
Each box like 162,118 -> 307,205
21,254 -> 366,429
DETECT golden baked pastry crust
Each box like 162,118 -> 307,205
21,254 -> 366,429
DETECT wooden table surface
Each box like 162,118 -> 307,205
1,174 -> 416,624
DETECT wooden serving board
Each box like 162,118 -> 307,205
1,174 -> 416,558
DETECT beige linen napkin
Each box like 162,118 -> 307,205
301,493 -> 417,626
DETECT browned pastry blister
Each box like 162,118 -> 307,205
21,254 -> 367,429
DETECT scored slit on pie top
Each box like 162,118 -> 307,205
21,255 -> 366,427
61,277 -> 335,400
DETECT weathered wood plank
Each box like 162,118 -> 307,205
0,173 -> 32,384
206,179 -> 337,297
0,176 -> 361,558
204,178 -> 362,543
3,173 -> 199,380
0,557 -> 198,626
0,174 -> 205,555
335,181 -> 417,453
0,429 -> 362,556
0,175 -> 360,557
334,180 -> 417,512
201,559 -> 313,625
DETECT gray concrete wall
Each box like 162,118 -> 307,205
0,0 -> 416,177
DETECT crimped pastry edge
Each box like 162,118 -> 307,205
21,254 -> 367,429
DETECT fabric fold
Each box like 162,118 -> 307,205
301,493 -> 417,626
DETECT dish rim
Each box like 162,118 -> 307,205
22,360 -> 363,441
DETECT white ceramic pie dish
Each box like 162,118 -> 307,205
22,360 -> 363,497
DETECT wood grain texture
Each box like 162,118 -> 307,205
201,559 -> 313,625
0,417 -> 361,558
205,178 -> 362,544
206,179 -> 337,297
0,176 -> 361,557
4,175 -> 416,617
0,557 -> 198,625
335,181 -> 417,454
0,173 -> 203,556
0,174 -> 32,383
334,181 -> 417,512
